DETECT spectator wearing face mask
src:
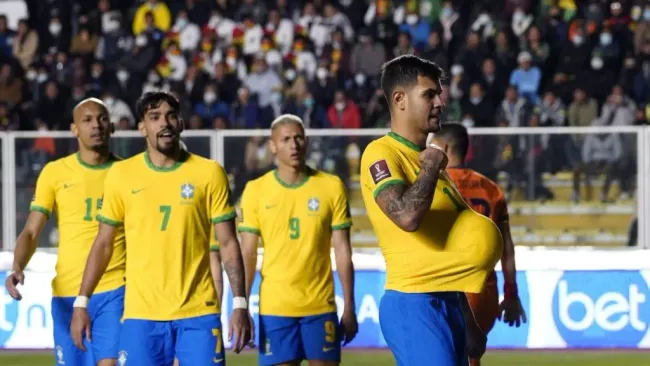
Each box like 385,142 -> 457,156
102,90 -> 135,127
557,28 -> 591,75
327,90 -> 361,129
44,15 -> 69,55
120,33 -> 157,75
399,11 -> 430,50
194,83 -> 229,124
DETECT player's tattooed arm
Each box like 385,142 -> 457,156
214,221 -> 246,297
375,161 -> 440,232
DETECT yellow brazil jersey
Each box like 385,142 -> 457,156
97,151 -> 236,320
30,153 -> 126,297
360,132 -> 503,294
238,169 -> 352,317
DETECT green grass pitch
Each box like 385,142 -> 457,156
1,350 -> 650,365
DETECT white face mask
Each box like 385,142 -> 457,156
462,118 -> 474,128
103,97 -> 114,105
37,73 -> 48,83
92,70 -> 101,78
591,57 -> 604,70
148,73 -> 160,83
204,91 -> 217,104
316,67 -> 328,80
117,70 -> 129,81
26,70 -> 37,80
470,96 -> 482,105
573,35 -> 584,46
600,33 -> 612,46
135,35 -> 148,47
335,102 -> 345,111
285,69 -> 296,81
176,18 -> 188,28
406,14 -> 418,25
355,73 -> 366,86
271,92 -> 282,103
49,22 -> 62,35
226,57 -> 237,68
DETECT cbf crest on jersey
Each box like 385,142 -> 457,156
181,183 -> 195,200
307,197 -> 320,215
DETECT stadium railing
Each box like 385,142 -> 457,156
1,126 -> 648,251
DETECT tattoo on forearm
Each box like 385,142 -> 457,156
377,164 -> 439,221
223,254 -> 246,297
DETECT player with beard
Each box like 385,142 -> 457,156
5,98 -> 125,366
70,92 -> 252,365
359,55 -> 503,366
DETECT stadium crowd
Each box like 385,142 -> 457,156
1,0 -> 650,202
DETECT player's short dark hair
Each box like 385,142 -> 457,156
381,55 -> 445,106
436,122 -> 469,160
135,91 -> 181,122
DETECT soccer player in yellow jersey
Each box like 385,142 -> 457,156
70,92 -> 251,366
4,98 -> 125,366
359,55 -> 503,366
239,114 -> 358,366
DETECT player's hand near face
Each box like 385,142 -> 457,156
340,308 -> 358,346
229,308 -> 252,353
5,270 -> 25,301
421,144 -> 448,171
498,296 -> 527,327
70,307 -> 92,351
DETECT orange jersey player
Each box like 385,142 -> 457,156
431,123 -> 527,366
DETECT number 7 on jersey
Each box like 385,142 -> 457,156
160,205 -> 171,231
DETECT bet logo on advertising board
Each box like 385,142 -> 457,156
0,273 -> 19,346
552,271 -> 650,347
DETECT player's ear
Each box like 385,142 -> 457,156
70,122 -> 79,138
137,121 -> 147,137
267,138 -> 277,154
393,90 -> 405,111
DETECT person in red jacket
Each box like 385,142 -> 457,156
327,90 -> 361,128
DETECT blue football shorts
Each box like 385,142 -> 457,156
117,313 -> 224,366
379,290 -> 468,366
258,312 -> 341,365
51,286 -> 124,365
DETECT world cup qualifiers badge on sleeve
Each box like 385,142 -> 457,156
370,159 -> 391,184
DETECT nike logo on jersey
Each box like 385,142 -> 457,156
131,188 -> 145,194
63,183 -> 73,189
323,346 -> 336,352
213,357 -> 224,363
265,204 -> 276,209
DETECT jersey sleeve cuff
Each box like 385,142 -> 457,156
332,222 -> 352,231
210,245 -> 220,251
29,205 -> 51,218
96,214 -> 123,227
211,211 -> 237,224
373,179 -> 406,199
237,226 -> 261,235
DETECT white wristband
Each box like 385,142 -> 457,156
73,296 -> 89,308
232,297 -> 248,310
